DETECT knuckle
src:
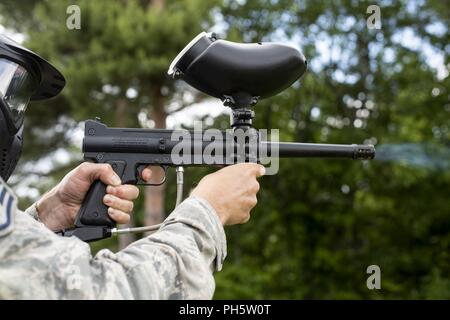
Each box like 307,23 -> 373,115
80,162 -> 91,169
100,163 -> 113,174
253,181 -> 260,192
243,198 -> 252,208
77,162 -> 90,175
241,213 -> 251,223
115,186 -> 125,198
116,199 -> 133,213
117,185 -> 137,199
108,207 -> 116,216
249,196 -> 258,207
108,195 -> 117,206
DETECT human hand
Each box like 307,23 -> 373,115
36,162 -> 153,231
191,163 -> 265,226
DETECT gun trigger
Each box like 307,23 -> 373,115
137,165 -> 168,186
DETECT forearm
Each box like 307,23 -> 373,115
95,197 -> 227,299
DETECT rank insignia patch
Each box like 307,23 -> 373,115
0,178 -> 16,237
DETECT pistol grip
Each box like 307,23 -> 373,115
76,179 -> 115,227
70,161 -> 127,241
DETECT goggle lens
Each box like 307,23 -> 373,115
0,58 -> 38,127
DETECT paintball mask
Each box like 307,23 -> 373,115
0,35 -> 65,181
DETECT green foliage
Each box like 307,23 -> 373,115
212,0 -> 450,299
2,0 -> 220,205
1,0 -> 448,299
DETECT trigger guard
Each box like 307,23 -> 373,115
137,165 -> 168,186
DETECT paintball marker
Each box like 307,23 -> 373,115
57,32 -> 375,242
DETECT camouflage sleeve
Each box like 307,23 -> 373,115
91,196 -> 227,299
24,203 -> 41,222
0,197 -> 226,299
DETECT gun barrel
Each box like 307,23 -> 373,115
267,142 -> 375,160
84,137 -> 375,160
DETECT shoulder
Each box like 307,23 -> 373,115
0,177 -> 17,238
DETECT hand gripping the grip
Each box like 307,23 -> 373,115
57,161 -> 126,242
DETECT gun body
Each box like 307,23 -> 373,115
57,119 -> 375,242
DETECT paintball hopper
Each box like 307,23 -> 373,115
168,32 -> 307,108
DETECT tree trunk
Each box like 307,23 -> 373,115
118,84 -> 167,246
115,97 -> 137,249
150,0 -> 164,11
145,85 -> 167,227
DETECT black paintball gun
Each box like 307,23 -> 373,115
58,32 -> 375,242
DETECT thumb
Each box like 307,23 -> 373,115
246,163 -> 265,178
78,162 -> 121,186
256,164 -> 266,177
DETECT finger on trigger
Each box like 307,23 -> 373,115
141,168 -> 152,182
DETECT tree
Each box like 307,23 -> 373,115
211,0 -> 449,298
1,0 -> 220,248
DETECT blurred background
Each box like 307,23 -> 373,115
0,0 -> 448,299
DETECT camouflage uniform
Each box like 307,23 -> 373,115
0,178 -> 227,299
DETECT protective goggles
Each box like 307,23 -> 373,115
0,57 -> 38,132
